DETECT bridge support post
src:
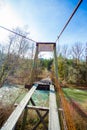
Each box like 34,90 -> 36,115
29,45 -> 38,85
21,105 -> 28,130
54,44 -> 58,79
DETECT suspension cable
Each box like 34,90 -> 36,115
0,0 -> 83,43
0,25 -> 36,43
55,0 -> 83,43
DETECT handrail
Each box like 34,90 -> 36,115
1,84 -> 38,130
1,82 -> 61,130
49,85 -> 60,130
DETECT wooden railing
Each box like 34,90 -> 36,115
49,85 -> 60,130
1,84 -> 38,130
1,82 -> 60,130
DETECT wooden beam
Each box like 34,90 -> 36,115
49,85 -> 60,130
32,111 -> 49,130
27,105 -> 49,111
54,44 -> 58,79
1,84 -> 38,130
30,98 -> 48,130
36,42 -> 56,45
21,106 -> 28,130
14,104 -> 49,111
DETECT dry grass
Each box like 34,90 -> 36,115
0,105 -> 48,130
0,103 -> 14,128
69,104 -> 87,130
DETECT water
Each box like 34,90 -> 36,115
0,84 -> 49,107
31,90 -> 49,107
16,90 -> 49,107
0,84 -> 24,106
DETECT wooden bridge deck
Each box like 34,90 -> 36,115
1,78 -> 60,130
49,84 -> 60,130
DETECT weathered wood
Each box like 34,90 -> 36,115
14,104 -> 49,111
30,98 -> 48,130
36,42 -> 55,52
49,85 -> 60,130
21,106 -> 28,130
27,105 -> 49,111
1,84 -> 38,130
32,111 -> 49,130
1,79 -> 61,130
54,45 -> 58,79
21,104 -> 49,130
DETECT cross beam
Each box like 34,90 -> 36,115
30,98 -> 48,130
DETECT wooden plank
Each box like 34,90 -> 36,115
1,84 -> 38,130
49,85 -> 60,130
27,105 -> 49,111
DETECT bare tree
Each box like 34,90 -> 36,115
0,27 -> 35,87
71,42 -> 84,64
61,45 -> 69,81
61,44 -> 69,58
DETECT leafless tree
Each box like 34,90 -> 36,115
61,44 -> 69,59
71,42 -> 84,64
0,27 -> 36,87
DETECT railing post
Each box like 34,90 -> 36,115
0,84 -> 38,130
21,105 -> 28,130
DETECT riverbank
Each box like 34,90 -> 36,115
62,87 -> 87,130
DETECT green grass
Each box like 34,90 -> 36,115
62,88 -> 87,103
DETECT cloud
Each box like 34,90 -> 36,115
0,2 -> 24,43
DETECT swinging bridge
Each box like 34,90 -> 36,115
1,42 -> 60,130
0,0 -> 83,130
0,43 -> 77,130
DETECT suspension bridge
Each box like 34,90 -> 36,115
0,0 -> 83,130
0,42 -> 76,130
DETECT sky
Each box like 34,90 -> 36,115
0,0 -> 87,47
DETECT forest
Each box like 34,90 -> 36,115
0,27 -> 87,130
0,28 -> 86,88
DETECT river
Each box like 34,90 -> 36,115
0,84 -> 49,107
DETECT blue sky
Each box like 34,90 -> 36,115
0,0 -> 87,46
